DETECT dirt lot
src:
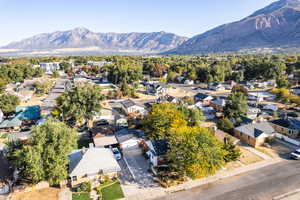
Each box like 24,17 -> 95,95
10,188 -> 60,200
239,147 -> 263,165
20,94 -> 47,107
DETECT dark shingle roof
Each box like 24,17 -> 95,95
121,99 -> 136,108
151,139 -> 168,156
235,122 -> 275,138
194,93 -> 210,100
271,118 -> 300,130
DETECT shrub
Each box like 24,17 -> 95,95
217,117 -> 234,134
77,182 -> 92,193
222,138 -> 241,163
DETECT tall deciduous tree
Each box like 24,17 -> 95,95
178,105 -> 205,126
142,103 -> 187,140
0,78 -> 7,94
6,118 -> 78,185
0,93 -> 20,115
55,84 -> 105,126
167,126 -> 225,179
217,117 -> 234,134
224,92 -> 248,122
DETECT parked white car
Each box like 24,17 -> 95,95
290,149 -> 300,160
112,148 -> 122,160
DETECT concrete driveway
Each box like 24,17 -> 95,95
122,149 -> 156,188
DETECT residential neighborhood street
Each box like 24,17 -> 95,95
41,77 -> 68,115
155,160 -> 300,200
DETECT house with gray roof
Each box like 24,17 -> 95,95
68,147 -> 121,186
115,129 -> 144,151
270,117 -> 300,138
120,99 -> 147,116
234,122 -> 275,147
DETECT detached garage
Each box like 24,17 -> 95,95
115,129 -> 144,151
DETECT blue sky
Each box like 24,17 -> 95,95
0,0 -> 276,46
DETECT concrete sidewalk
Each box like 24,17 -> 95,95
123,158 -> 283,200
273,188 -> 300,200
243,146 -> 273,160
165,158 -> 282,193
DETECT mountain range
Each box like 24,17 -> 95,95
0,28 -> 187,56
2,0 -> 300,56
167,0 -> 300,54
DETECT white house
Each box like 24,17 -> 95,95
39,62 -> 60,73
247,107 -> 261,119
120,99 -> 147,115
92,108 -> 116,124
248,92 -> 275,102
68,147 -> 121,186
184,80 -> 194,85
87,61 -> 112,67
263,104 -> 278,112
146,139 -> 168,167
208,83 -> 225,91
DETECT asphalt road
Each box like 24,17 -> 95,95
41,77 -> 68,115
155,160 -> 300,200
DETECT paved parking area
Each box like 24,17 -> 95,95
118,149 -> 166,200
118,158 -> 134,184
122,149 -> 156,188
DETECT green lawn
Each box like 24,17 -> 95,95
72,192 -> 90,200
101,182 -> 124,200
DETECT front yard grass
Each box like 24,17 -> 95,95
72,192 -> 90,200
97,181 -> 124,200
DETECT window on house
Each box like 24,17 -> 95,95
72,176 -> 77,181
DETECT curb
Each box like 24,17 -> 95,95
166,158 -> 282,193
273,188 -> 300,200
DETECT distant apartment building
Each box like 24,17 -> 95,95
87,61 -> 112,67
39,62 -> 60,73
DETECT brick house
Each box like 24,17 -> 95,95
270,118 -> 300,139
234,122 -> 275,147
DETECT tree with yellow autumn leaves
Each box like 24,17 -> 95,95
142,103 -> 239,179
